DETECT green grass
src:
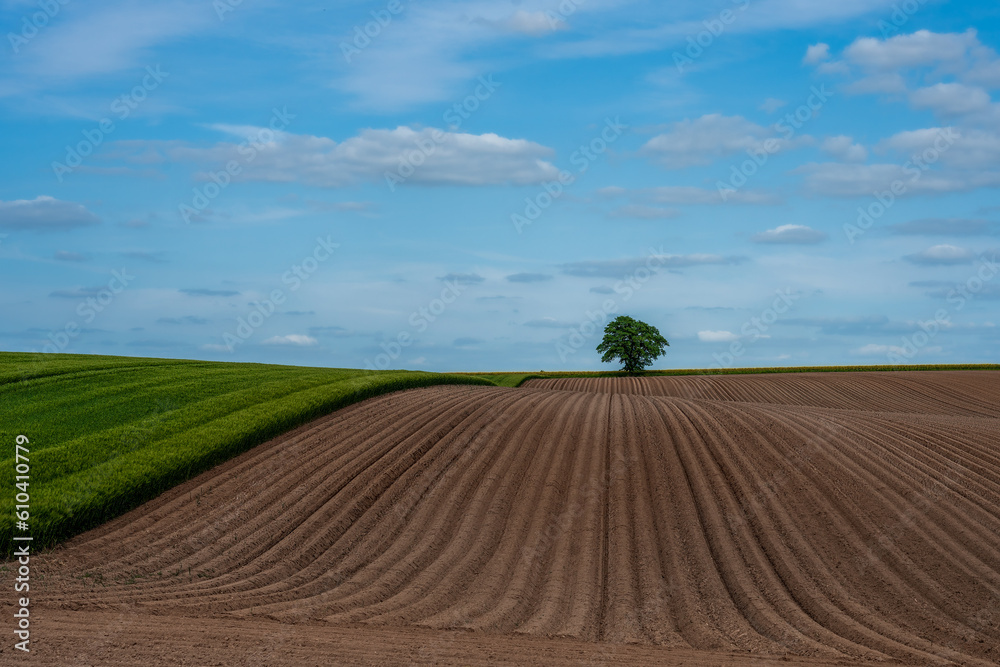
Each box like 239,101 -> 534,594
466,363 -> 1000,387
3,352 -> 996,554
0,352 -> 492,554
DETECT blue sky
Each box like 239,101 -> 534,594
2,0 -> 999,371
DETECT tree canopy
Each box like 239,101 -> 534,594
596,315 -> 669,374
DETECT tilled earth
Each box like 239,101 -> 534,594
6,371 -> 1000,666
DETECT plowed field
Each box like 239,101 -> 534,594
10,371 -> 1000,665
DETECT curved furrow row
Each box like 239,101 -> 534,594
781,407 -> 1000,597
29,371 -> 1000,665
660,398 -> 933,662
529,371 -> 1000,417
651,398 -> 836,656
175,386 -> 548,613
676,398 -> 994,664
47,386 -> 513,603
715,402 -> 1000,658
305,388 -> 591,626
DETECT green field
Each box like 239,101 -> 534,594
0,352 -> 492,554
3,352 -> 997,554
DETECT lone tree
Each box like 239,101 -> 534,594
596,315 -> 669,374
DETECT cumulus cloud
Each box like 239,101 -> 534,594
904,244 -> 976,265
878,127 -> 1000,170
751,224 -> 828,244
803,43 -> 830,65
113,126 -> 560,188
821,135 -> 868,162
817,29 -> 1000,96
0,196 -> 100,231
843,29 -> 979,71
909,82 -> 993,116
263,334 -> 318,346
640,114 -> 803,169
698,330 -> 739,343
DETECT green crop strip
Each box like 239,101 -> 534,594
0,352 -> 491,554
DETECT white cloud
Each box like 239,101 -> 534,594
904,244 -> 976,265
843,29 -> 978,71
114,126 -> 560,188
640,114 -> 802,168
751,224 -> 828,244
263,334 -> 318,346
844,72 -> 907,95
803,43 -> 830,65
909,83 -> 993,116
698,330 -> 740,343
7,1 -> 211,84
821,135 -> 868,162
544,1 -> 903,60
822,29 -> 1000,98
796,161 -> 1000,197
878,127 -> 1000,170
0,196 -> 100,231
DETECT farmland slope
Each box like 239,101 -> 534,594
10,371 -> 1000,665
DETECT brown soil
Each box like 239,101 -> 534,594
6,371 -> 1000,665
